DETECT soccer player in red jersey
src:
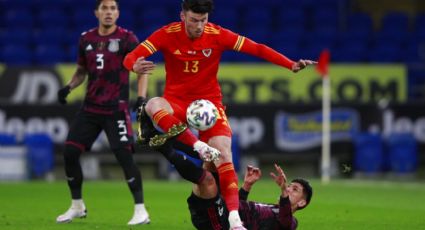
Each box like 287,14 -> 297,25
56,0 -> 154,226
124,0 -> 316,228
150,139 -> 313,230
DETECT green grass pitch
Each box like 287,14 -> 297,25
1,179 -> 425,229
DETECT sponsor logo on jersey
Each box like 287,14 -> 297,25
173,49 -> 182,55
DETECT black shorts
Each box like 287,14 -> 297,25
66,110 -> 134,151
187,192 -> 229,230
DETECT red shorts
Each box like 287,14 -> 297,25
165,97 -> 232,142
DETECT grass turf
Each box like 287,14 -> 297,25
1,179 -> 425,229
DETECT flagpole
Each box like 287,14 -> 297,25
316,49 -> 331,184
321,75 -> 331,183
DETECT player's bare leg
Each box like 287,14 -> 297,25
146,97 -> 220,162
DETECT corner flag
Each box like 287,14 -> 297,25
316,49 -> 330,77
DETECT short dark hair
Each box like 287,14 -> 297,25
95,0 -> 119,10
181,0 -> 214,14
291,178 -> 312,210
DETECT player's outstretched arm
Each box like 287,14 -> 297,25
230,33 -> 317,72
270,163 -> 288,197
239,165 -> 262,201
242,165 -> 262,192
291,59 -> 318,73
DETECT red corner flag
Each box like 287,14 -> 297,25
316,49 -> 330,77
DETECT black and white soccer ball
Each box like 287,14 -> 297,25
186,99 -> 218,131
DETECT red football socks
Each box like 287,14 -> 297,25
217,162 -> 239,212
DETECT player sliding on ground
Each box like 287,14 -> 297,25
136,110 -> 313,230
124,0 -> 316,228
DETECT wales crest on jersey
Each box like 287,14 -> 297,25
202,48 -> 212,57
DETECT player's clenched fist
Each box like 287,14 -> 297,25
57,85 -> 71,105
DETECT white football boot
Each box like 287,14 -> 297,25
228,211 -> 246,230
56,199 -> 87,223
194,141 -> 221,162
127,204 -> 150,225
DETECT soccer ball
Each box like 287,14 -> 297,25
186,99 -> 218,131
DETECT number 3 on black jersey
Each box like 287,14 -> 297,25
96,54 -> 104,69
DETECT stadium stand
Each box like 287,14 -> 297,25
3,0 -> 425,103
0,0 -> 423,67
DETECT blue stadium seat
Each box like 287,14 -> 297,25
338,27 -> 372,45
380,11 -> 409,33
37,8 -> 70,29
72,10 -> 98,30
273,43 -> 300,60
332,41 -> 368,62
414,13 -> 425,33
5,9 -> 34,29
402,39 -> 425,63
243,26 -> 270,44
66,44 -> 78,63
309,26 -> 338,45
0,28 -> 33,46
374,29 -> 410,46
311,8 -> 339,29
271,27 -> 304,49
0,0 -> 32,10
138,8 -> 171,30
118,8 -> 136,30
0,45 -> 33,65
367,42 -> 402,63
353,133 -> 384,174
346,12 -> 373,32
241,7 -> 273,30
211,8 -> 239,30
31,0 -> 71,10
136,25 -> 163,41
32,27 -> 68,47
221,51 -> 240,62
33,44 -> 67,65
415,23 -> 425,42
278,8 -> 306,30
24,133 -> 54,177
386,133 -> 418,174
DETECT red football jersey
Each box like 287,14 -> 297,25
124,22 -> 295,104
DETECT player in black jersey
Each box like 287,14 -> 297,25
187,164 -> 312,230
143,126 -> 313,230
56,0 -> 155,225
